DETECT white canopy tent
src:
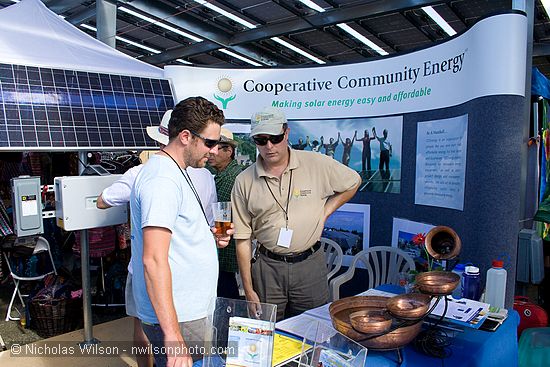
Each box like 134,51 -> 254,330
0,0 -> 162,78
0,0 -> 167,345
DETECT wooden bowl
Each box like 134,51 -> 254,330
349,310 -> 392,334
387,293 -> 431,320
415,271 -> 460,296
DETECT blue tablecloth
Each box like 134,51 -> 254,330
362,285 -> 520,367
364,310 -> 519,367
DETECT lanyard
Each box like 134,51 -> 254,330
263,170 -> 293,229
160,149 -> 209,227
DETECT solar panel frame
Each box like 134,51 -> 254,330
0,63 -> 174,151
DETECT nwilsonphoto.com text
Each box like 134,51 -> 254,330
10,341 -> 237,358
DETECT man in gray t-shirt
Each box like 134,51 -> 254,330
131,97 -> 233,367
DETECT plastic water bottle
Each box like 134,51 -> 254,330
485,260 -> 507,308
451,263 -> 466,299
462,265 -> 481,300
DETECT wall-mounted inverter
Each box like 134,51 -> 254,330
54,175 -> 127,231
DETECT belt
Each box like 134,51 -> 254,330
258,241 -> 321,263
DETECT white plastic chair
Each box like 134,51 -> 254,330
330,246 -> 415,300
4,236 -> 57,321
321,237 -> 343,280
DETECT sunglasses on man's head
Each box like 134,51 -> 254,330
252,132 -> 286,146
189,130 -> 220,148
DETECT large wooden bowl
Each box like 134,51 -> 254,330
329,296 -> 423,349
415,271 -> 460,296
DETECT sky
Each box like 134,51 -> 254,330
325,210 -> 363,233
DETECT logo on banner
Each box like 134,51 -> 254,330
213,76 -> 236,109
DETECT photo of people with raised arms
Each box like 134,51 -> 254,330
287,116 -> 403,193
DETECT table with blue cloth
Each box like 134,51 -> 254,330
278,285 -> 520,367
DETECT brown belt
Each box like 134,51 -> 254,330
257,241 -> 321,263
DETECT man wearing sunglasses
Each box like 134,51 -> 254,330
96,109 -> 218,367
232,107 -> 361,321
130,97 -> 233,367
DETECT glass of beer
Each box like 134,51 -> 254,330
212,201 -> 231,236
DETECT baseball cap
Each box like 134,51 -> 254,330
146,110 -> 171,146
220,128 -> 238,147
250,107 -> 287,137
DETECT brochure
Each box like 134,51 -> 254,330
226,316 -> 274,367
429,296 -> 490,329
271,332 -> 311,366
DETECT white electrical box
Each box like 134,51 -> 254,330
54,175 -> 128,231
11,176 -> 43,237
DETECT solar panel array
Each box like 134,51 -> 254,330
0,63 -> 174,150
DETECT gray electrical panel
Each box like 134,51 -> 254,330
11,176 -> 43,237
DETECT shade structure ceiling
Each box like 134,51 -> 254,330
1,0 -> 550,80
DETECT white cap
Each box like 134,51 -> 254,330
250,107 -> 287,136
146,110 -> 171,145
465,266 -> 479,274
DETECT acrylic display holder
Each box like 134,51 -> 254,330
298,320 -> 367,367
203,297 -> 277,367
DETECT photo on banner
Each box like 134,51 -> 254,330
224,120 -> 255,169
323,203 -> 370,266
391,217 -> 435,271
288,116 -> 403,194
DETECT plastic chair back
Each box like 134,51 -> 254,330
321,237 -> 343,280
330,246 -> 415,300
4,236 -> 57,321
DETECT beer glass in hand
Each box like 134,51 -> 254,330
212,202 -> 231,237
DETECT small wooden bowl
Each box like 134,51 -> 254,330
387,293 -> 431,320
349,310 -> 392,334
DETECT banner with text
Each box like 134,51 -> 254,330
165,13 -> 526,119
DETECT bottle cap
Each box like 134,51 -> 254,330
465,266 -> 479,274
492,260 -> 504,268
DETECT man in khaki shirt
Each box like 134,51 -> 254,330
231,107 -> 361,320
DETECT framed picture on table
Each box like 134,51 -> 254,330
323,203 -> 370,266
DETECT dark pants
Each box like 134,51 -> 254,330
362,149 -> 372,171
379,150 -> 390,171
251,246 -> 329,321
217,270 -> 240,299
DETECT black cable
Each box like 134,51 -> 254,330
414,296 -> 453,361
414,327 -> 452,359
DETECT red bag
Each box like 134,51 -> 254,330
513,296 -> 549,337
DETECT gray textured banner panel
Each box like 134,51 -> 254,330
352,95 -> 524,307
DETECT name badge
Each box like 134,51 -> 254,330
277,227 -> 293,248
